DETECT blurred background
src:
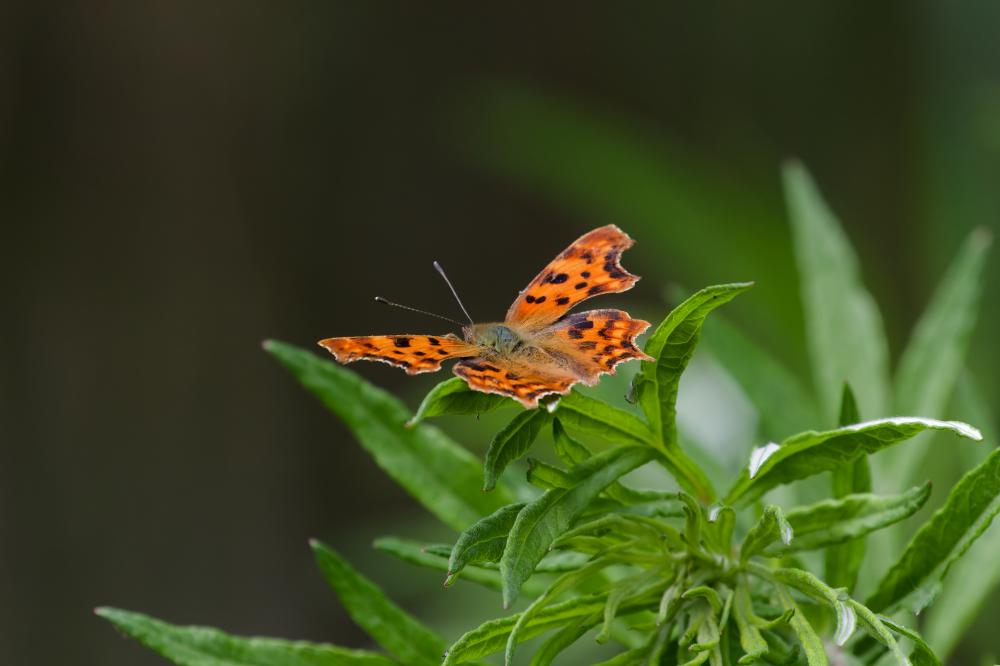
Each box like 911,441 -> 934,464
2,2 -> 998,664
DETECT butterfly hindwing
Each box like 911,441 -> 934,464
542,309 -> 653,383
505,225 -> 640,330
453,358 -> 574,408
318,334 -> 477,375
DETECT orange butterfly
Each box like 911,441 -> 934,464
318,225 -> 653,408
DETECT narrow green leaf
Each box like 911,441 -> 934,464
880,617 -> 942,666
887,228 -> 992,490
484,410 -> 552,491
526,458 -> 571,490
506,556 -> 622,664
528,610 -> 602,666
500,446 -> 655,607
408,376 -> 514,425
446,502 -> 525,584
442,593 -> 611,665
740,505 -> 793,562
552,419 -> 670,506
311,540 -> 444,665
637,282 -> 755,439
923,373 -> 1000,657
266,341 -> 510,530
732,582 -> 768,664
725,417 -> 981,506
597,567 -> 669,643
826,384 -> 871,591
774,483 -> 931,553
704,505 -> 736,556
844,600 -> 912,666
768,567 -> 855,646
784,160 -> 891,421
774,584 -> 828,666
95,607 -> 397,666
867,447 -> 1000,614
373,536 -> 538,594
555,391 -> 653,447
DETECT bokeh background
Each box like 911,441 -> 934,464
2,3 -> 999,664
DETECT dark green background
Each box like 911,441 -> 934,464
2,2 -> 998,664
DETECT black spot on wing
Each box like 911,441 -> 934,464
556,297 -> 570,306
394,337 -> 411,347
427,337 -> 441,346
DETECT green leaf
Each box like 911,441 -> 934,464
373,536 -> 513,593
95,607 -> 398,666
767,567 -> 855,646
311,540 -> 444,665
500,445 -> 655,607
774,584 -> 828,665
552,419 -> 675,505
442,594 -> 611,665
704,505 -> 735,556
725,417 -> 981,506
732,582 -> 768,664
484,410 -> 552,491
776,483 -> 931,553
528,611 -> 602,666
826,383 -> 871,591
555,391 -> 653,447
867,447 -> 1000,614
408,376 -> 514,425
637,282 -> 755,439
526,458 -> 571,490
448,503 -> 525,584
633,282 -> 753,502
598,567 -> 669,643
844,600 -> 912,666
266,341 -> 510,530
880,617 -> 942,666
887,228 -> 992,489
923,373 -> 1000,657
699,311 -> 823,440
784,160 -> 891,421
506,556 -> 623,664
740,505 -> 793,562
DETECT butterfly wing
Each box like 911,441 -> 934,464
319,334 -> 478,375
505,224 -> 641,330
540,309 -> 653,383
453,357 -> 575,409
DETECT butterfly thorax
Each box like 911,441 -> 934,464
465,323 -> 527,356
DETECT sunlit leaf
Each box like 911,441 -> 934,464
725,417 -> 981,506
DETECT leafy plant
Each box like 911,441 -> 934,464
98,164 -> 999,665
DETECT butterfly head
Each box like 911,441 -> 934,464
466,323 -> 523,355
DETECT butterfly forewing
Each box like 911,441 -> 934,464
504,225 -> 640,330
318,334 -> 477,375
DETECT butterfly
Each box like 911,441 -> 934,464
318,225 -> 653,409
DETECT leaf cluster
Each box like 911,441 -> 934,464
98,165 -> 998,665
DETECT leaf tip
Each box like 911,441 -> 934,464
261,339 -> 275,351
748,442 -> 780,479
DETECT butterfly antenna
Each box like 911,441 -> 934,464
433,261 -> 474,325
374,297 -> 465,327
